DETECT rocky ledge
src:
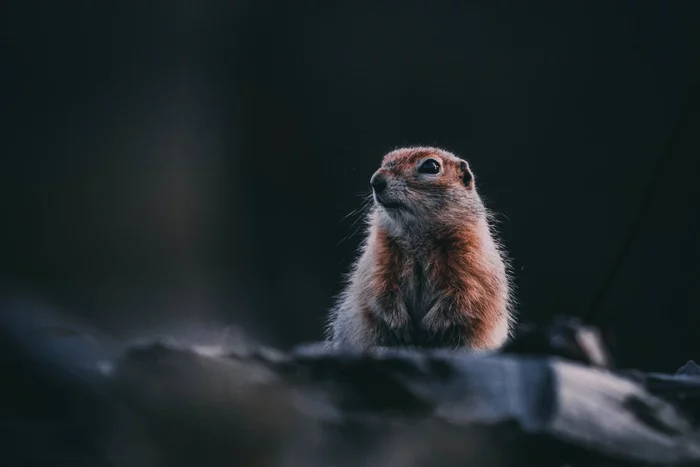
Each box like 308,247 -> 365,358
2,306 -> 700,467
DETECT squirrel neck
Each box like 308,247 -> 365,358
373,210 -> 483,254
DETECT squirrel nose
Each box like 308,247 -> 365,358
370,172 -> 388,193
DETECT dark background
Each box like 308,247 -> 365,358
3,1 -> 699,372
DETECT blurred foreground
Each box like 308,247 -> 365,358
2,299 -> 700,467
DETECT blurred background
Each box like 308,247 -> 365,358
2,1 -> 699,371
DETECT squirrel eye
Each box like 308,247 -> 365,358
417,159 -> 440,174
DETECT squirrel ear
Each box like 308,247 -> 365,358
459,160 -> 474,188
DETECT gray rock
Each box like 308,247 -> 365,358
3,302 -> 700,466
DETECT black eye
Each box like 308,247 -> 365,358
417,159 -> 440,174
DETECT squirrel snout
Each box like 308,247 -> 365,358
370,172 -> 388,194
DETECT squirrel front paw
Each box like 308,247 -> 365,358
421,305 -> 452,333
374,301 -> 412,345
421,304 -> 467,348
383,306 -> 410,329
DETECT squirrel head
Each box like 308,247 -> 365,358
369,146 -> 485,233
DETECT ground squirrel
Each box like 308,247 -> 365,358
326,146 -> 515,351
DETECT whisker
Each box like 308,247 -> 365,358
339,206 -> 363,224
336,192 -> 374,247
338,191 -> 373,223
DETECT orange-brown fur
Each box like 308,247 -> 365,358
327,146 -> 515,351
